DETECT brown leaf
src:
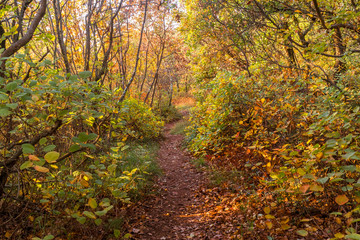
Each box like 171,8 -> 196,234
33,165 -> 49,173
335,195 -> 349,205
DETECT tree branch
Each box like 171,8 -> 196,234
0,0 -> 47,58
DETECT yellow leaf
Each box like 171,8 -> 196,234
281,217 -> 289,224
335,195 -> 349,206
281,224 -> 291,230
300,218 -> 311,222
264,207 -> 271,214
266,221 -> 273,229
344,212 -> 352,219
28,215 -> 34,222
80,179 -> 89,187
5,231 -> 12,239
33,165 -> 49,173
316,152 -> 323,159
334,233 -> 345,238
310,184 -> 324,192
50,164 -> 58,169
265,214 -> 275,219
88,198 -> 98,209
297,168 -> 306,176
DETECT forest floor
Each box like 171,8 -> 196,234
126,121 -> 232,239
124,118 -> 337,240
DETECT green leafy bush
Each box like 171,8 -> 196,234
186,70 -> 360,230
0,55 -> 164,238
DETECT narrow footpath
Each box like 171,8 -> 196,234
127,122 -> 225,239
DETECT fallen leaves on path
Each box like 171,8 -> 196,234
125,122 -> 353,239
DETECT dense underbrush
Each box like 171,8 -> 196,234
186,71 -> 360,238
0,62 -> 164,239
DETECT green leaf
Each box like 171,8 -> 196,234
94,219 -> 102,226
58,190 -> 65,198
296,230 -> 308,237
88,133 -> 97,140
0,107 -> 11,117
96,205 -> 114,216
104,205 -> 114,212
76,216 -> 86,224
114,229 -> 121,238
78,71 -> 92,79
346,233 -> 360,240
100,198 -> 111,207
78,132 -> 89,142
43,235 -> 54,240
40,199 -> 50,204
83,211 -> 96,219
0,92 -> 8,100
29,80 -> 37,87
43,145 -> 56,152
108,164 -> 117,174
20,161 -> 33,170
69,144 -> 81,152
39,138 -> 47,145
44,151 -> 60,163
95,210 -> 107,217
78,132 -> 97,143
330,178 -> 344,183
317,177 -> 329,184
22,143 -> 35,154
342,165 -> 357,172
6,103 -> 18,109
5,82 -> 18,91
343,151 -> 360,160
123,233 -> 132,239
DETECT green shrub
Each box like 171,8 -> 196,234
186,70 -> 360,224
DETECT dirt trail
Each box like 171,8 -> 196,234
128,122 -> 216,239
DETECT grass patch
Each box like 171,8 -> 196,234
170,119 -> 190,135
119,139 -> 162,199
190,156 -> 244,191
208,168 -> 243,188
190,157 -> 208,169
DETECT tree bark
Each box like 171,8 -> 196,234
53,0 -> 71,74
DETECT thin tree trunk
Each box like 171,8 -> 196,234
95,0 -> 124,83
84,0 -> 93,71
53,0 -> 71,74
144,41 -> 165,103
119,0 -> 148,102
139,41 -> 150,94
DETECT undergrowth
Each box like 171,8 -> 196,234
170,119 -> 190,136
